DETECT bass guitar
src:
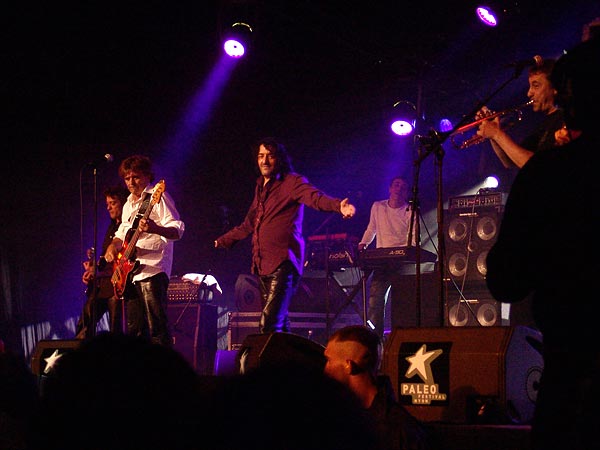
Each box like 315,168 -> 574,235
111,180 -> 166,298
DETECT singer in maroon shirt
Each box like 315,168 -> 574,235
215,137 -> 356,333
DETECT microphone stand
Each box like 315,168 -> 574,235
89,166 -> 100,338
406,151 -> 423,327
173,272 -> 209,331
414,65 -> 525,326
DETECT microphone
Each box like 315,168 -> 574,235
86,153 -> 114,167
506,55 -> 544,69
415,128 -> 447,146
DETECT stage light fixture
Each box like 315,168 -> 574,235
390,100 -> 418,137
476,5 -> 498,27
438,118 -> 454,133
483,175 -> 499,189
475,2 -> 521,27
223,22 -> 253,58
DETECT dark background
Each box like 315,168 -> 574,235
3,1 -> 598,355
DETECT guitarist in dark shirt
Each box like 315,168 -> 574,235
76,185 -> 130,339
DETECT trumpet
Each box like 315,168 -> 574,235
451,100 -> 534,149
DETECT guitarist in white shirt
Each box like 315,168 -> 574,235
104,155 -> 185,346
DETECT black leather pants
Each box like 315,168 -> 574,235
76,279 -> 123,339
127,272 -> 172,347
259,261 -> 299,333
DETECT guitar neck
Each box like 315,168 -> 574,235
122,196 -> 155,259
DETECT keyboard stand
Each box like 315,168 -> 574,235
329,267 -> 372,329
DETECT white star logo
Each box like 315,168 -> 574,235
43,349 -> 64,374
405,344 -> 442,384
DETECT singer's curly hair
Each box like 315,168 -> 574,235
118,155 -> 155,182
529,58 -> 555,78
253,137 -> 294,176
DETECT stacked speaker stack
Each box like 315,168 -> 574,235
444,191 -> 508,327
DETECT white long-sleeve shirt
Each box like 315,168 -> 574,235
115,184 -> 185,283
359,199 -> 417,248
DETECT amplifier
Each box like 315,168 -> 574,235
227,311 -> 363,350
448,192 -> 507,211
167,303 -> 217,375
168,277 -> 200,303
168,274 -> 221,303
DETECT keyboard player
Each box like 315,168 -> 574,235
358,176 -> 417,339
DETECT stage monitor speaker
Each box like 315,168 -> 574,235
30,339 -> 82,377
236,332 -> 326,375
167,303 -> 217,375
381,326 -> 543,424
234,273 -> 262,312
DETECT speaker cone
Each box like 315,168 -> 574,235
476,216 -> 497,241
448,217 -> 468,242
448,252 -> 467,277
476,301 -> 498,326
448,301 -> 470,327
476,250 -> 488,277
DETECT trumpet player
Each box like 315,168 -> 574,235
476,58 -> 565,169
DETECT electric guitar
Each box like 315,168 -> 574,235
111,180 -> 166,298
83,247 -> 111,298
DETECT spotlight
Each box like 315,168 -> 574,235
475,5 -> 498,27
390,100 -> 417,137
483,175 -> 499,189
475,176 -> 500,195
438,118 -> 454,133
223,22 -> 253,58
475,2 -> 521,27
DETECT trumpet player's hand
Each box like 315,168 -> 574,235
475,106 -> 492,120
476,109 -> 501,141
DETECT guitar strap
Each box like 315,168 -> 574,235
130,192 -> 152,230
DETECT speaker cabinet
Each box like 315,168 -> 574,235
381,326 -> 543,424
391,271 -> 442,328
167,303 -> 217,375
445,283 -> 509,327
236,332 -> 326,374
30,339 -> 82,376
445,207 -> 503,283
446,298 -> 509,327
